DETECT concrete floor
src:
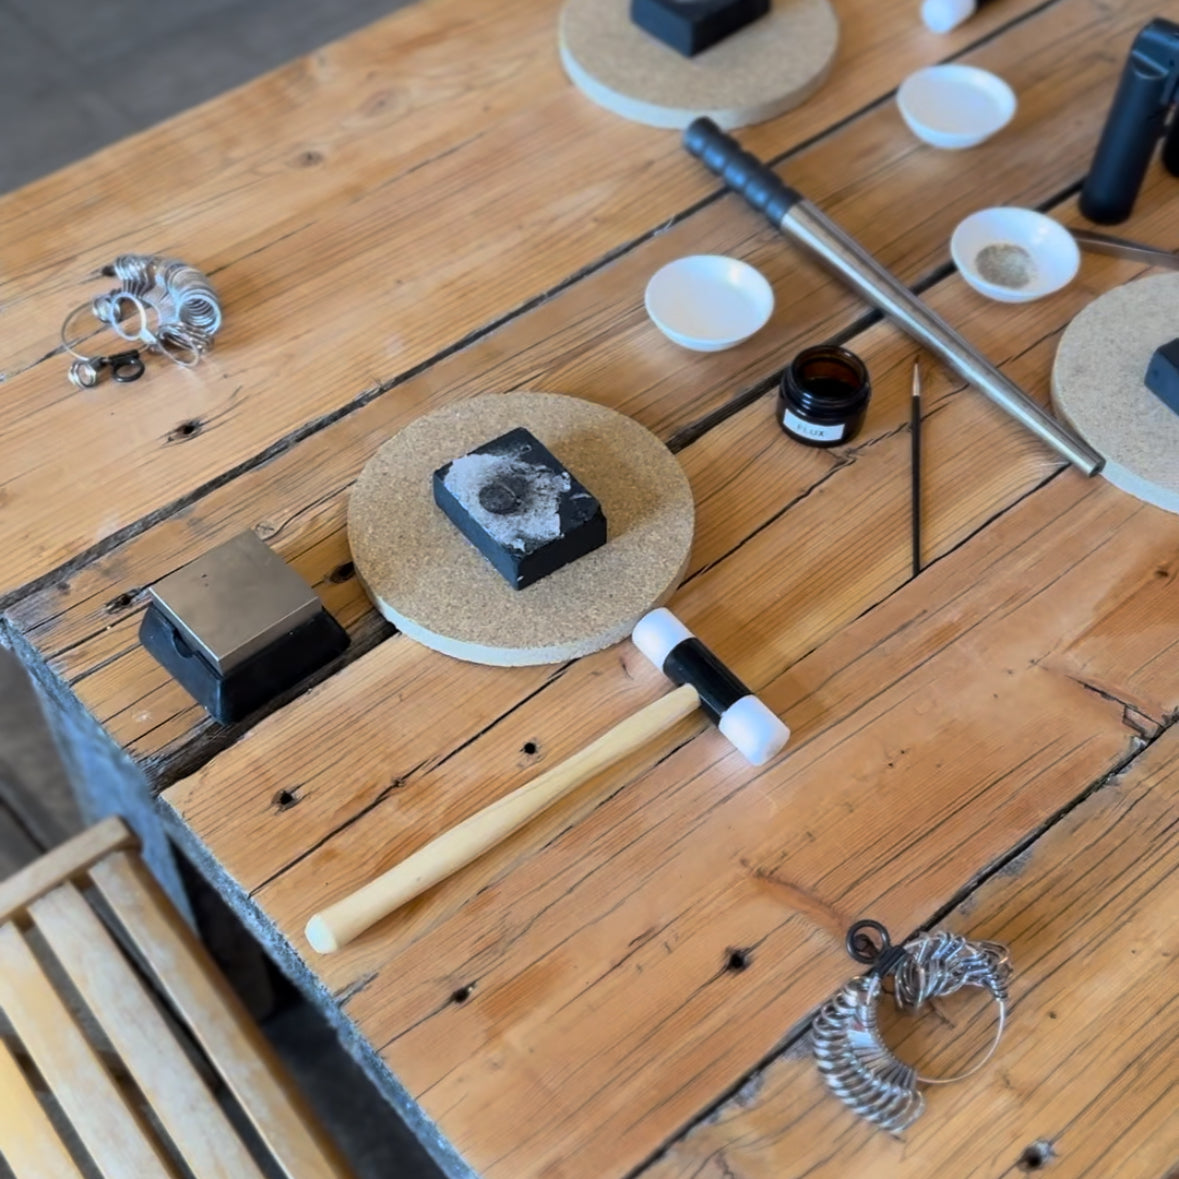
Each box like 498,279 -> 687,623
1,2 -> 445,1173
1,0 -> 411,194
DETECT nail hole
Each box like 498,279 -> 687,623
105,589 -> 140,613
272,789 -> 300,811
726,948 -> 752,972
451,983 -> 475,1004
297,149 -> 324,167
168,419 -> 204,442
1018,1141 -> 1055,1171
327,561 -> 355,584
522,741 -> 538,756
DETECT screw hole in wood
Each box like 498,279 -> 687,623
451,983 -> 475,1004
168,419 -> 204,442
522,741 -> 539,756
1018,1140 -> 1055,1171
105,589 -> 140,613
726,948 -> 752,972
273,789 -> 300,811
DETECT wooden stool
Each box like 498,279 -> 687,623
0,817 -> 355,1179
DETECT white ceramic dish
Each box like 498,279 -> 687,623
644,255 -> 774,352
951,207 -> 1081,304
897,64 -> 1016,149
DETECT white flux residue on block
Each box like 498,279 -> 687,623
442,448 -> 571,553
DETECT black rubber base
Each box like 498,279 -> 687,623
139,605 -> 350,725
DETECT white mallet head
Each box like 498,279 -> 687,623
631,608 -> 790,765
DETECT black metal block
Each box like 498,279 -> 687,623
138,531 -> 349,724
1145,337 -> 1179,416
631,0 -> 770,57
433,427 -> 607,590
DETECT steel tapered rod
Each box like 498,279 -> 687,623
682,118 -> 1103,477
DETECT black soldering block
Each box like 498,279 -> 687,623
631,0 -> 769,57
433,427 -> 607,590
1145,338 -> 1179,417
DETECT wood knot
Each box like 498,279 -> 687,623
326,561 -> 355,584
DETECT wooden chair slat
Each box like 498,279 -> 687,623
0,921 -> 175,1178
0,1034 -> 86,1179
0,816 -> 134,925
29,881 -> 269,1179
89,850 -> 353,1179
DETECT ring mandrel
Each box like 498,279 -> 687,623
682,117 -> 1103,476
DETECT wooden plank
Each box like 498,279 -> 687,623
28,881 -> 268,1179
162,307 -> 1179,1179
0,0 -> 1052,601
172,471 -> 1177,1179
0,1034 -> 86,1179
0,921 -> 175,1178
157,155 -> 1179,941
0,816 -> 134,925
88,850 -> 354,1179
644,723 -> 1179,1179
9,0 -> 1158,779
166,313 -> 1065,910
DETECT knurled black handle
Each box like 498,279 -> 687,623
683,117 -> 802,226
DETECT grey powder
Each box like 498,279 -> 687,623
975,242 -> 1036,289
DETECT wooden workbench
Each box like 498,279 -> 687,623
1,0 -> 1176,1175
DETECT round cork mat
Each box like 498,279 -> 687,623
348,392 -> 695,666
1052,274 -> 1179,514
559,0 -> 839,130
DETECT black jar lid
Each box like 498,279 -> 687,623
781,345 -> 872,419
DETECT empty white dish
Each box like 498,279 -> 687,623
951,207 -> 1080,303
897,64 -> 1016,149
644,255 -> 774,352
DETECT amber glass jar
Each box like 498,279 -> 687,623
778,345 -> 872,448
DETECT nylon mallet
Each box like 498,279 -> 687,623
305,607 -> 789,953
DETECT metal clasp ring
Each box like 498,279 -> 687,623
68,349 -> 145,389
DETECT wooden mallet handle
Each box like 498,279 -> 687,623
305,683 -> 701,954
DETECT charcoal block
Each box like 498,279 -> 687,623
433,427 -> 607,590
630,0 -> 770,57
1145,338 -> 1179,416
